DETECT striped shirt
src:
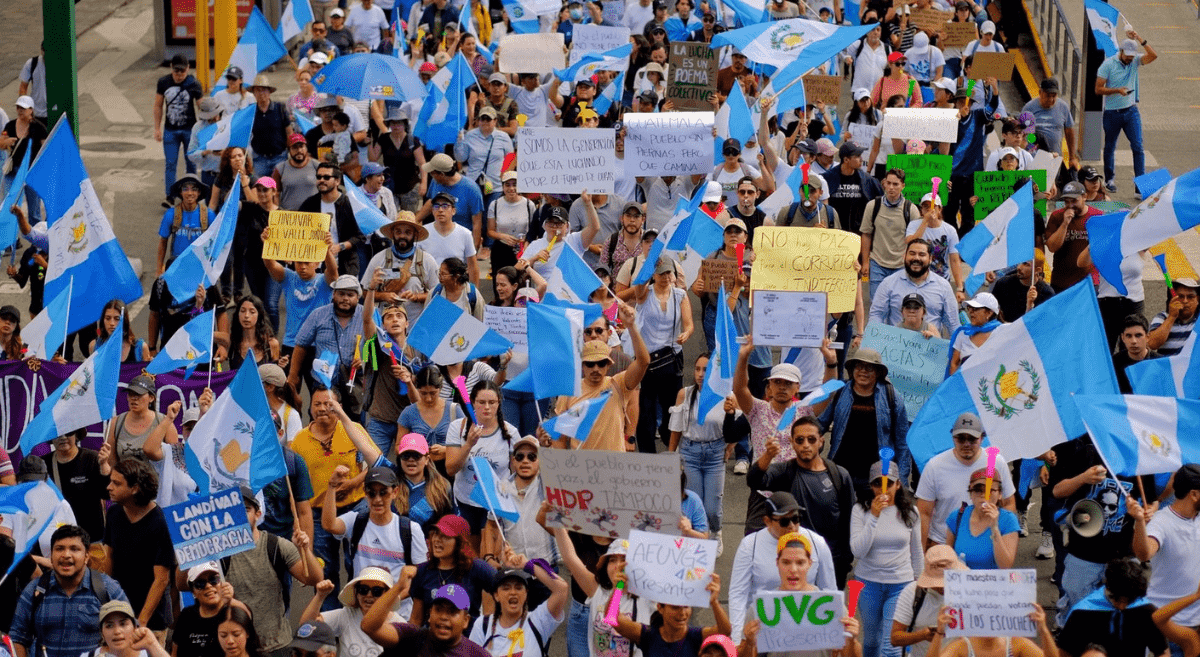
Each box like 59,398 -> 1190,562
1150,312 -> 1196,356
9,569 -> 128,657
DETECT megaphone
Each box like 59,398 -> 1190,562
1069,499 -> 1104,538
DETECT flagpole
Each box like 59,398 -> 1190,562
207,310 -> 216,390
283,472 -> 310,581
61,276 -> 74,360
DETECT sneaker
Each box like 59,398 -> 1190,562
1036,531 -> 1055,560
1105,179 -> 1118,193
733,459 -> 749,475
1018,512 -> 1029,537
716,531 -> 724,558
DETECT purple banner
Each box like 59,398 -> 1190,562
0,361 -> 236,458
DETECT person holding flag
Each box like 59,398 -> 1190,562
519,201 -> 601,278
481,437 -> 558,585
361,270 -> 425,454
445,380 -> 520,545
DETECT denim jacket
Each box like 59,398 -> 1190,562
818,382 -> 910,482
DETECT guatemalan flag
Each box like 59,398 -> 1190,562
147,309 -> 216,378
20,317 -> 123,452
0,481 -> 68,578
459,1 -> 495,60
277,0 -> 315,43
26,118 -> 142,334
1126,333 -> 1200,398
907,282 -> 1119,468
408,296 -> 514,365
543,390 -> 612,442
313,349 -> 338,388
524,301 -> 584,398
163,175 -> 241,303
344,178 -> 393,235
592,70 -> 625,115
216,7 -> 289,91
955,182 -> 1035,294
553,44 -> 632,83
500,0 -> 542,33
22,278 -> 72,360
1087,167 -> 1200,295
545,242 -> 605,304
1084,0 -> 1125,57
712,19 -> 874,70
775,381 -> 846,431
1074,394 -> 1200,476
714,80 -> 754,165
192,104 -> 256,154
185,355 -> 288,493
632,191 -> 722,287
415,52 -> 475,151
0,146 -> 31,249
698,284 -> 738,419
469,456 -> 521,522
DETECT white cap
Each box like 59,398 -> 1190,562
980,20 -> 996,34
309,51 -> 330,65
182,406 -> 201,425
186,561 -> 223,583
702,180 -> 723,203
15,95 -> 34,109
1121,39 -> 1140,56
852,87 -> 871,101
964,292 -> 1000,315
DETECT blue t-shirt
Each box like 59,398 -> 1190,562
946,505 -> 1020,569
158,206 -> 213,257
429,177 -> 485,235
1096,55 -> 1140,110
682,489 -> 709,533
398,403 -> 453,447
376,452 -> 461,531
281,269 -> 332,346
411,558 -> 497,621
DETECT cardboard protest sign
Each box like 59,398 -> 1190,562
701,258 -> 740,293
540,447 -> 681,538
887,153 -> 952,206
517,127 -> 616,194
910,7 -> 953,30
499,34 -> 565,74
667,43 -> 718,111
802,74 -> 842,106
165,488 -> 254,570
263,211 -> 331,263
751,290 -> 827,347
846,123 -> 876,150
751,227 -> 860,313
753,591 -> 847,652
881,108 -> 959,143
569,24 -> 631,65
624,529 -> 717,606
943,21 -> 978,48
944,569 -> 1038,638
973,170 -> 1047,220
623,111 -> 715,176
860,322 -> 949,417
484,306 -> 527,355
968,52 -> 1016,81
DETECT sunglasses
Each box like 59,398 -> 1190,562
315,174 -> 336,180
479,115 -> 495,121
773,515 -> 800,526
513,452 -> 538,462
723,149 -> 740,156
793,435 -> 820,444
400,451 -> 425,461
582,360 -> 609,368
191,575 -> 221,590
355,584 -> 388,597
953,435 -> 981,443
969,484 -> 987,494
584,327 -> 606,336
737,189 -> 757,195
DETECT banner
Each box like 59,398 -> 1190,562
624,529 -> 717,606
1,362 -> 236,459
751,290 -> 827,348
667,43 -> 718,111
860,322 -> 949,417
944,569 -> 1038,638
886,153 -> 952,207
569,25 -> 631,65
972,170 -> 1047,220
753,591 -> 846,652
484,306 -> 527,355
750,227 -> 860,313
540,447 -> 681,538
882,108 -> 959,143
802,74 -> 842,106
943,22 -> 977,48
517,127 -> 616,194
910,6 -> 953,29
498,34 -> 566,74
623,111 -> 715,176
262,211 -> 331,263
165,488 -> 255,570
968,52 -> 1016,81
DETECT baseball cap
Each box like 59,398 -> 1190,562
0,305 -> 19,321
622,201 -> 644,216
765,491 -> 800,517
815,138 -> 837,157
259,363 -> 287,387
932,77 -> 956,93
330,7 -> 345,16
839,141 -> 865,158
127,373 -> 156,396
887,51 -> 906,63
1060,181 -> 1085,198
722,137 -> 742,155
1040,78 -> 1060,93
478,105 -> 498,120
254,176 -> 277,189
182,406 -> 201,426
980,20 -> 996,34
432,191 -> 458,206
422,152 -> 456,174
432,584 -> 470,610
1079,165 -> 1101,181
225,66 -> 244,80
767,363 -> 802,384
239,484 -> 260,509
952,412 -> 983,438
501,170 -> 518,183
419,62 -> 438,73
290,622 -> 338,651
544,206 -> 569,224
186,561 -> 223,584
902,292 -> 926,308
700,635 -> 738,657
332,274 -> 363,293
852,87 -> 871,102
639,90 -> 659,105
309,51 -> 330,66
494,568 -> 533,588
725,217 -> 748,233
488,72 -> 507,84
964,292 -> 999,315
1121,39 -> 1140,56
702,180 -> 723,203
655,258 -> 675,275
362,162 -> 387,177
99,600 -> 138,625
364,466 -> 400,488
869,460 -> 900,483
795,139 -> 818,155
398,433 -> 431,455
15,96 -> 34,110
513,435 -> 540,452
171,54 -> 190,69
288,132 -> 307,145
1174,278 -> 1200,290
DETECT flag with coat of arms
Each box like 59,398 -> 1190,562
408,296 -> 514,365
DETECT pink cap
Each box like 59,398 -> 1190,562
254,177 -> 277,189
397,433 -> 430,455
288,132 -> 307,145
419,62 -> 437,73
700,635 -> 737,657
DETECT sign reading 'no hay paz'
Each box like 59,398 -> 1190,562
751,227 -> 861,313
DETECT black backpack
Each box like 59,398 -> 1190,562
348,512 -> 416,566
477,612 -> 550,657
220,532 -> 293,610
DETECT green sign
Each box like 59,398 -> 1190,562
888,154 -> 952,207
973,170 -> 1048,221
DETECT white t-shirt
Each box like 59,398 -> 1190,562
213,89 -> 253,117
891,582 -> 944,657
20,57 -> 47,116
851,41 -> 889,95
488,197 -> 537,240
323,606 -> 403,657
271,402 -> 303,445
915,449 -> 1015,544
623,1 -> 655,32
1096,252 -> 1146,303
1146,507 -> 1200,625
347,4 -> 390,49
710,163 -> 761,207
332,512 -> 430,582
468,603 -> 564,657
418,223 -> 477,266
446,419 -> 520,506
524,231 -> 584,277
507,81 -> 556,128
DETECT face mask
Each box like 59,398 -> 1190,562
570,8 -> 583,19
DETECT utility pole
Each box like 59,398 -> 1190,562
214,0 -> 238,76
43,0 -> 79,138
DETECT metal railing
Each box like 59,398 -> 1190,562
1024,0 -> 1084,120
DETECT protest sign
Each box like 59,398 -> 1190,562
540,447 -> 681,538
568,25 -> 631,65
882,108 -> 959,143
623,111 -> 715,176
667,43 -> 718,111
517,127 -> 616,194
802,74 -> 842,106
973,170 -> 1047,220
625,529 -> 717,606
910,7 -> 953,30
484,306 -> 527,355
499,34 -> 565,74
701,258 -> 740,293
262,211 -> 331,263
943,21 -> 978,48
887,153 -> 952,206
860,323 -> 949,417
1029,149 -> 1062,175
751,290 -> 827,347
602,0 -> 624,23
165,488 -> 255,570
968,52 -> 1016,81
751,227 -> 860,313
753,591 -> 847,652
944,569 -> 1038,638
846,123 -> 876,151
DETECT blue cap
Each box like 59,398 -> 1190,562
362,162 -> 386,177
432,584 -> 470,610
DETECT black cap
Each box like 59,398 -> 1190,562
171,54 -> 189,69
365,466 -> 400,488
638,89 -> 659,105
1079,165 -> 1101,181
765,491 -> 801,516
432,191 -> 458,206
290,622 -> 338,651
722,137 -> 741,155
0,305 -> 19,322
493,568 -> 532,588
795,139 -> 818,155
239,485 -> 260,509
16,455 -> 48,483
839,141 -> 865,158
1039,78 -> 1060,93
545,206 -> 569,224
902,293 -> 926,308
225,66 -> 244,80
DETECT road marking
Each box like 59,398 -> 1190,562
80,8 -> 152,125
1164,50 -> 1200,54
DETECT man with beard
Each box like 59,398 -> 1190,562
360,215 -> 439,323
289,275 -> 366,398
1150,278 -> 1199,356
868,239 -> 960,334
274,133 -> 319,211
299,162 -> 365,276
365,583 -> 489,657
598,202 -> 646,276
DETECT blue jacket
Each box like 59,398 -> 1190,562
951,92 -> 1000,177
817,382 -> 910,482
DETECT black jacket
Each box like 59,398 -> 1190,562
298,192 -> 364,276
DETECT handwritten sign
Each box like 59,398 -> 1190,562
887,153 -> 952,206
751,227 -> 860,313
484,306 -> 527,355
751,290 -> 827,348
973,170 -> 1047,220
165,488 -> 254,570
846,123 -> 876,151
667,43 -> 718,111
753,591 -> 846,652
701,258 -> 740,293
263,211 -> 331,263
910,6 -> 953,29
943,21 -> 978,48
802,74 -> 842,106
881,108 -> 959,143
968,51 -> 1016,81
623,111 -> 715,176
625,529 -> 717,606
569,24 -> 631,65
499,33 -> 565,75
540,447 -> 681,538
944,569 -> 1038,638
517,127 -> 616,194
860,323 -> 949,417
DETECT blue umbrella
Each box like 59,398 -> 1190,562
311,53 -> 428,101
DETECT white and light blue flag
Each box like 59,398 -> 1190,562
0,481 -> 67,579
22,278 -> 72,361
192,104 -> 256,154
1127,333 -> 1200,398
956,182 -> 1035,294
414,52 -> 475,151
526,301 -> 584,398
147,309 -> 216,378
216,7 -> 289,91
1084,0 -> 1125,57
554,43 -> 633,83
698,284 -> 738,419
593,70 -> 624,115
277,0 -> 315,43
163,175 -> 241,303
542,390 -> 612,442
313,349 -> 339,387
712,19 -> 873,69
293,109 -> 316,135
500,0 -> 543,33
0,146 -> 32,249
408,295 -> 514,365
545,242 -> 605,303
469,456 -> 521,522
714,80 -> 754,165
1074,394 -> 1200,476
344,178 -> 393,235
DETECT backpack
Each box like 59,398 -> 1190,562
477,612 -> 550,657
904,585 -> 931,654
866,197 -> 918,233
381,247 -> 430,292
169,201 -> 211,253
348,512 -> 415,565
783,201 -> 830,228
30,568 -> 110,633
220,532 -> 292,610
431,282 -> 479,314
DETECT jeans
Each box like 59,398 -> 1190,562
163,127 -> 196,195
858,579 -> 907,657
253,152 -> 287,181
869,261 -> 900,305
1057,553 -> 1106,626
366,416 -> 398,456
4,171 -> 41,226
636,357 -> 682,453
681,438 -> 725,532
264,275 -> 282,333
501,387 -> 545,436
567,597 -> 591,657
1102,106 -> 1145,185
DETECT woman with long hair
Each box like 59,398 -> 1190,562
553,526 -> 652,657
300,567 -> 403,657
408,514 -> 497,626
398,366 -> 453,470
491,267 -> 527,308
233,177 -> 279,319
455,33 -> 490,78
669,354 -> 735,553
0,305 -> 21,360
631,258 -> 693,454
218,295 -> 280,370
105,373 -> 178,467
842,90 -> 883,143
217,606 -> 264,657
260,363 -> 302,444
445,380 -> 519,546
870,54 -> 917,109
944,468 -> 1020,569
487,175 -> 538,277
470,551 -> 570,657
948,292 -> 1001,375
90,300 -> 150,363
850,461 -> 922,657
94,601 -> 172,657
211,147 -> 257,211
430,257 -> 485,320
370,107 -> 424,210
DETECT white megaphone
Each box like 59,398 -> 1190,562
1069,499 -> 1104,538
